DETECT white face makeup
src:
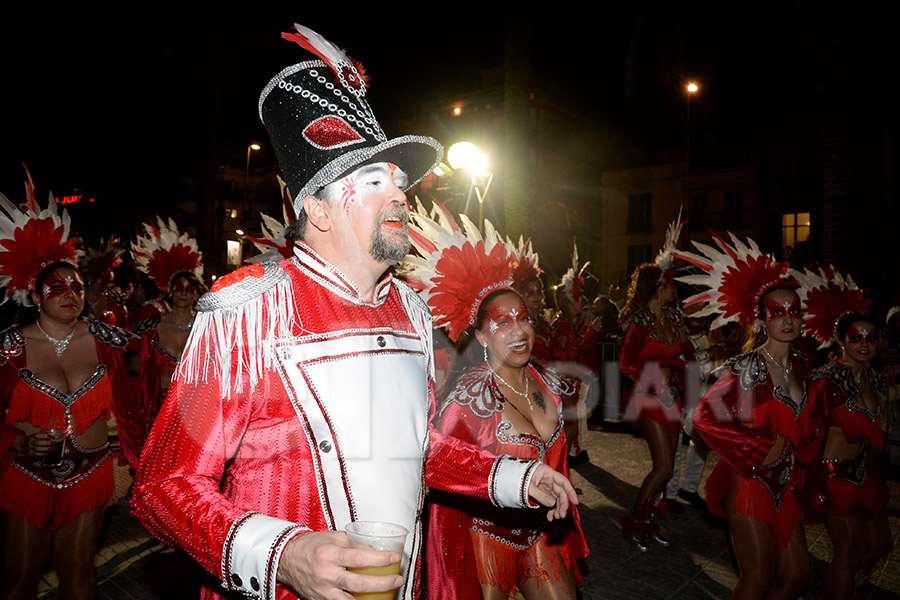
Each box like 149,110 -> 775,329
478,294 -> 535,371
325,162 -> 411,265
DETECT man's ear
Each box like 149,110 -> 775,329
303,195 -> 331,232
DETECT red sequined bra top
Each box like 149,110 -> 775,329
1,323 -> 129,435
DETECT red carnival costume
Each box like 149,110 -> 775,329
791,264 -> 888,519
0,172 -> 134,529
403,205 -> 588,597
130,216 -> 205,444
694,346 -> 816,548
619,307 -> 695,432
132,25 -> 547,600
427,364 -> 589,600
0,320 -> 133,529
675,233 -> 819,549
805,360 -> 888,518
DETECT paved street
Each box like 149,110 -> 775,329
36,420 -> 900,600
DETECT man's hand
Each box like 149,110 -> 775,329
528,463 -> 579,521
277,531 -> 403,600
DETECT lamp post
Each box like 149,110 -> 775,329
685,82 -> 698,204
447,142 -> 492,233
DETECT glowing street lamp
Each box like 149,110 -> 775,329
685,82 -> 699,203
448,142 -> 493,233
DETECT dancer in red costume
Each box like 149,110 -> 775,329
676,234 -> 817,600
793,265 -> 899,599
0,176 -> 134,600
404,207 -> 587,600
130,218 -> 205,436
131,25 -> 577,600
617,263 -> 695,549
81,238 -> 128,326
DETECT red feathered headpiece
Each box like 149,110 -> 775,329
560,240 -> 590,300
81,237 -> 125,279
674,232 -> 793,330
509,236 -> 542,290
793,264 -> 870,347
131,217 -> 203,291
400,200 -> 515,342
0,167 -> 81,306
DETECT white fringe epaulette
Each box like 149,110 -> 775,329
393,277 -> 435,381
176,261 -> 297,398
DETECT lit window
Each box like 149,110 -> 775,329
781,212 -> 810,259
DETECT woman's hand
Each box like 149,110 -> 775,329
14,431 -> 55,457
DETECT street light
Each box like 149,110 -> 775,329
685,82 -> 699,204
447,142 -> 493,233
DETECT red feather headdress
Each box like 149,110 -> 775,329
560,240 -> 590,301
81,237 -> 125,279
793,264 -> 870,347
246,176 -> 298,263
674,232 -> 792,330
509,235 -> 542,290
400,200 -> 515,342
0,168 -> 81,306
131,217 -> 203,291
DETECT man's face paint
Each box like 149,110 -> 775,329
764,295 -> 802,322
41,269 -> 85,302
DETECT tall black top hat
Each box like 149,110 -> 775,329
259,25 -> 443,215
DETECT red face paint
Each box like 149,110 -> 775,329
171,280 -> 198,294
764,295 -> 801,322
41,269 -> 85,302
487,300 -> 533,336
845,322 -> 878,344
339,175 -> 358,215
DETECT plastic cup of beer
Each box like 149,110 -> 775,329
42,428 -> 66,468
344,521 -> 408,600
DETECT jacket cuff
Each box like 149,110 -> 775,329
221,512 -> 309,599
489,455 -> 540,508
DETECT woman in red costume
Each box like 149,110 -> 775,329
806,313 -> 895,599
618,262 -> 695,549
130,217 -> 204,438
403,208 -> 587,600
0,180 -> 133,600
677,233 -> 817,600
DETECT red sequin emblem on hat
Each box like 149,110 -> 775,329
303,116 -> 363,149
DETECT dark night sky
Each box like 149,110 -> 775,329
0,1 -> 845,240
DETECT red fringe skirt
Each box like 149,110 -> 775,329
0,453 -> 113,530
705,461 -> 802,551
469,529 -> 580,595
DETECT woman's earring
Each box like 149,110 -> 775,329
483,344 -> 489,363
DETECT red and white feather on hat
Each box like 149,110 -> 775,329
792,264 -> 870,348
401,200 -> 515,342
674,232 -> 792,330
131,217 -> 203,291
246,176 -> 298,263
0,170 -> 81,306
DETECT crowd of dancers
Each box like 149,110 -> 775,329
3,21 -> 900,600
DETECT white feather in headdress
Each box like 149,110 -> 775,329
655,205 -> 684,275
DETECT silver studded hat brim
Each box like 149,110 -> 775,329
294,135 -> 443,210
